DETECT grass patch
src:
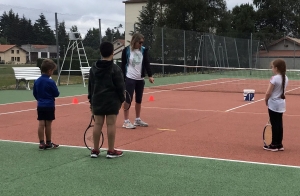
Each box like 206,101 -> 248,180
0,64 -> 85,90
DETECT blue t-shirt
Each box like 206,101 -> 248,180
33,74 -> 60,107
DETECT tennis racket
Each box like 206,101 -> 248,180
84,115 -> 104,150
121,90 -> 132,111
263,120 -> 272,146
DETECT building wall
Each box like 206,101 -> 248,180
124,2 -> 146,46
256,57 -> 300,69
269,40 -> 300,51
0,46 -> 27,64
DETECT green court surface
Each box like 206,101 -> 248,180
1,140 -> 300,196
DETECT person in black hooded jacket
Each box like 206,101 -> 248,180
88,42 -> 125,159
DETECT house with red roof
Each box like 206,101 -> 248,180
257,36 -> 300,69
21,44 -> 57,63
113,39 -> 125,60
0,45 -> 27,64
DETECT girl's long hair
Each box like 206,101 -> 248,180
272,59 -> 287,99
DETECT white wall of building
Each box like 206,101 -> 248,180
124,2 -> 146,46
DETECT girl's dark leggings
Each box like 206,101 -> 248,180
268,108 -> 283,145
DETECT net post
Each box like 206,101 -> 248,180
55,12 -> 60,86
161,27 -> 164,76
99,19 -> 102,46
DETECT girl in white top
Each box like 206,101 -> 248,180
264,59 -> 288,152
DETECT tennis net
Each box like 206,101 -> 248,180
147,63 -> 300,95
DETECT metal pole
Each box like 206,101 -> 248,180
134,23 -> 137,33
99,19 -> 102,46
183,30 -> 186,73
55,12 -> 60,86
250,33 -> 253,75
255,41 -> 259,69
294,40 -> 296,69
234,39 -> 240,68
162,27 -> 164,76
223,37 -> 229,67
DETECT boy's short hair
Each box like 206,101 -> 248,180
41,59 -> 57,73
100,42 -> 114,58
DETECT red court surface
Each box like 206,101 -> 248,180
1,81 -> 300,167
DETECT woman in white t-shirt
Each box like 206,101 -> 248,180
264,59 -> 288,152
121,33 -> 154,129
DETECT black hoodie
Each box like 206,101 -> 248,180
88,60 -> 125,115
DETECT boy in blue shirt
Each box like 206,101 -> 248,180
33,59 -> 60,150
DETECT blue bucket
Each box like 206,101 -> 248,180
243,89 -> 255,101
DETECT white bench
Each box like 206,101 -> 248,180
12,67 -> 41,90
80,67 -> 91,87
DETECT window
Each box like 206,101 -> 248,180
11,57 -> 14,61
17,50 -> 19,54
11,50 -> 14,54
17,57 -> 20,62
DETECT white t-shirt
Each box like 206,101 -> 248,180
268,74 -> 288,113
126,49 -> 144,80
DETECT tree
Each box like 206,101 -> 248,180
83,27 -> 100,50
253,0 -> 300,43
0,37 -> 8,44
230,3 -> 256,38
0,9 -> 21,44
18,16 -> 36,45
33,13 -> 55,44
57,21 -> 68,57
136,0 -> 159,50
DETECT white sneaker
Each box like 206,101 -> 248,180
122,121 -> 136,129
134,119 -> 148,127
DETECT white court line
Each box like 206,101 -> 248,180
144,78 -> 246,94
1,139 -> 300,169
0,94 -> 87,106
143,106 -> 223,113
225,86 -> 300,112
0,101 -> 88,116
140,106 -> 300,117
145,77 -> 228,88
0,78 -> 228,106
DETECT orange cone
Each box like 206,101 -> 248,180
72,98 -> 79,104
149,95 -> 154,101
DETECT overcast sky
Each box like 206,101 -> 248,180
0,0 -> 252,37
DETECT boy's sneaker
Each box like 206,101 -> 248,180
39,143 -> 46,150
263,144 -> 278,152
278,144 -> 284,151
91,149 -> 100,158
122,121 -> 136,129
106,150 -> 123,159
134,119 -> 148,127
45,143 -> 59,150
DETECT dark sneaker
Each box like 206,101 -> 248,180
106,150 -> 123,159
45,143 -> 59,150
91,149 -> 100,158
39,143 -> 46,150
278,144 -> 284,151
263,144 -> 278,152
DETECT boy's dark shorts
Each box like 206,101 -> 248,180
37,107 -> 55,121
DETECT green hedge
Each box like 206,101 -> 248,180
36,58 -> 99,75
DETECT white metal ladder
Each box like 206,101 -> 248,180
56,32 -> 90,87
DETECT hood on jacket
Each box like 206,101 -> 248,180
92,60 -> 113,76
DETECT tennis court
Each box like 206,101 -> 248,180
1,70 -> 300,195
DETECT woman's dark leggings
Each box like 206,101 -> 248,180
125,77 -> 145,104
268,109 -> 283,145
